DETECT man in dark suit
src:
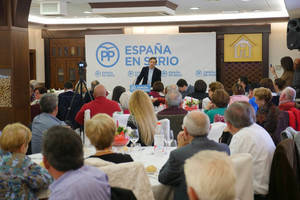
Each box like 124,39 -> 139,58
135,57 -> 161,87
158,111 -> 230,200
57,81 -> 83,129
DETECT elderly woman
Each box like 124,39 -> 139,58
127,90 -> 157,146
204,89 -> 230,123
86,113 -> 133,163
0,123 -> 52,199
119,91 -> 131,114
254,87 -> 288,145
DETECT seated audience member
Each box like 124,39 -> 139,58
152,84 -> 178,105
149,81 -> 165,98
254,88 -> 288,145
293,58 -> 300,98
225,102 -> 275,199
112,86 -> 126,103
0,123 -> 52,199
157,90 -> 187,115
31,87 -> 47,105
75,84 -> 121,125
202,81 -> 224,109
42,126 -> 110,200
274,78 -> 286,94
204,89 -> 230,123
238,76 -> 249,94
127,90 -> 157,146
159,111 -> 230,200
176,79 -> 194,99
248,82 -> 260,113
278,87 -> 300,131
85,114 -> 133,164
57,81 -> 83,129
165,84 -> 178,94
32,93 -> 66,154
270,56 -> 294,87
229,83 -> 249,105
260,78 -> 279,105
187,79 -> 208,101
119,91 -> 131,114
83,80 -> 100,103
184,150 -> 236,200
29,80 -> 36,102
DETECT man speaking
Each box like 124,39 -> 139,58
135,57 -> 161,87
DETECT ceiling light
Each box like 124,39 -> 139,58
190,7 -> 199,10
83,11 -> 92,14
241,0 -> 251,2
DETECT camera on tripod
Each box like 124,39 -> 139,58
78,60 -> 87,69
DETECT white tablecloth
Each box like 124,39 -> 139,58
29,146 -> 175,200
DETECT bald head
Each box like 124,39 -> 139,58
93,84 -> 106,98
183,111 -> 210,136
294,58 -> 300,70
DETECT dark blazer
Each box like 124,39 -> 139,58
158,136 -> 230,200
57,91 -> 83,129
135,67 -> 161,86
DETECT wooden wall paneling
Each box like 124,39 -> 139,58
29,49 -> 36,80
44,38 -> 51,88
42,29 -> 124,39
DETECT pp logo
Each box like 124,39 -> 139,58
96,42 -> 120,68
95,70 -> 101,78
128,71 -> 134,77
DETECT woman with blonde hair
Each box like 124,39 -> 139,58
0,123 -> 52,199
127,90 -> 157,146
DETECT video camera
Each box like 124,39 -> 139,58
78,60 -> 87,69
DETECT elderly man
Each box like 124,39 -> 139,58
42,126 -> 110,200
158,111 -> 230,200
75,84 -> 121,125
225,102 -> 275,200
184,150 -> 236,200
157,90 -> 187,115
32,93 -> 66,154
278,87 -> 300,130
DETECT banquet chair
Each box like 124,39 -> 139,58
85,158 -> 155,200
268,139 -> 300,200
157,114 -> 185,139
230,153 -> 254,200
207,122 -> 227,143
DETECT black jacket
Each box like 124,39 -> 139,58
135,67 -> 161,86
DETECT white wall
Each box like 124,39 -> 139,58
269,22 -> 300,78
28,28 -> 45,82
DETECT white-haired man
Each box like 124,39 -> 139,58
278,87 -> 300,131
157,90 -> 187,115
225,101 -> 275,200
158,111 -> 230,200
184,150 -> 236,200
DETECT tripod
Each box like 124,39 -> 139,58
65,67 -> 93,144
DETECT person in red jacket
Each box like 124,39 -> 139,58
75,84 -> 121,125
278,87 -> 300,131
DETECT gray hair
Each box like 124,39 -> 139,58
224,101 -> 255,129
119,91 -> 131,110
165,84 -> 178,94
166,90 -> 182,107
40,93 -> 58,113
183,111 -> 210,136
280,86 -> 296,102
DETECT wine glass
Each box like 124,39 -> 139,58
129,129 -> 139,147
164,130 -> 174,147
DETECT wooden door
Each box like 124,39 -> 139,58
50,39 -> 85,89
29,49 -> 36,80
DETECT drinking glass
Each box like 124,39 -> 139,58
164,130 -> 174,147
129,129 -> 139,147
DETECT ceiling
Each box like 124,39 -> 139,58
29,0 -> 289,25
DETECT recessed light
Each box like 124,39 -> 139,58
190,7 -> 200,10
241,0 -> 251,2
83,11 -> 92,14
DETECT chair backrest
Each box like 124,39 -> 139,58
157,114 -> 185,139
230,153 -> 254,200
207,122 -> 226,142
86,160 -> 155,200
268,139 -> 300,200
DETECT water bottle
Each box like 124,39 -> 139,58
154,122 -> 164,152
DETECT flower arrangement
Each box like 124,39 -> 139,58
184,98 -> 199,111
113,126 -> 129,146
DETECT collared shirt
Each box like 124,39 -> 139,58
230,123 -> 275,195
32,113 -> 66,154
147,68 -> 154,86
0,150 -> 53,200
49,165 -> 110,200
